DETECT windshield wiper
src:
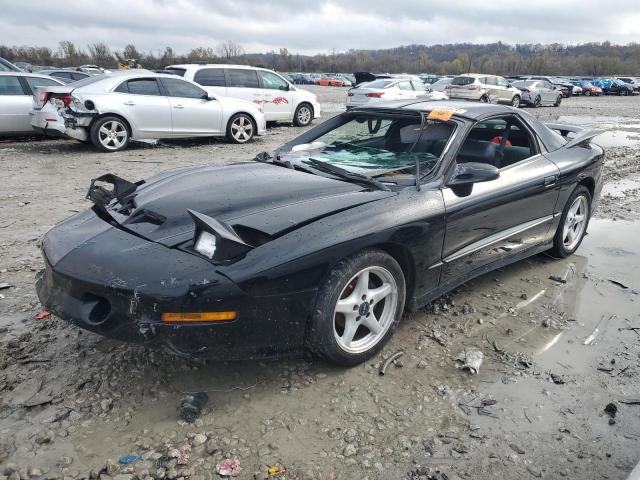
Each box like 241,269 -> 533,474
306,158 -> 390,191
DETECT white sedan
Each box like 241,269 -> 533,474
31,70 -> 266,152
346,78 -> 447,108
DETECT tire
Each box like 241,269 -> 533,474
554,95 -> 562,107
90,116 -> 130,152
480,94 -> 489,103
549,186 -> 591,258
511,95 -> 521,108
307,249 -> 406,366
226,113 -> 255,144
533,95 -> 541,108
585,90 -> 591,96
293,103 -> 313,127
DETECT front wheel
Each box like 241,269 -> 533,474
90,116 -> 130,152
307,249 -> 406,366
554,95 -> 562,107
533,95 -> 542,108
293,103 -> 313,127
226,113 -> 255,144
549,186 -> 591,258
511,95 -> 521,108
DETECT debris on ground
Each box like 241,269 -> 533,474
549,275 -> 567,284
478,399 -> 498,417
178,392 -> 209,423
550,372 -> 566,384
34,310 -> 50,320
605,402 -> 618,417
455,348 -> 484,374
216,458 -> 242,477
379,351 -> 404,375
267,465 -> 287,476
0,282 -> 12,290
118,454 -> 143,464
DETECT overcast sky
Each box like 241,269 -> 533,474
1,0 -> 639,55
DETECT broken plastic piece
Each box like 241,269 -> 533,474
216,458 -> 241,477
118,454 -> 142,465
268,465 -> 287,476
35,311 -> 50,320
455,349 -> 484,374
379,351 -> 404,375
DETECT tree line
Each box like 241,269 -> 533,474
2,40 -> 639,76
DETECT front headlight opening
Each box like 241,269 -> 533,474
194,231 -> 217,259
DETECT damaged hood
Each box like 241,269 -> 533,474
103,163 -> 395,247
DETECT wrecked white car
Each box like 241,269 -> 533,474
30,69 -> 266,152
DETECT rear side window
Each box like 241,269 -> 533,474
451,76 -> 474,86
161,78 -> 206,98
227,69 -> 260,88
126,78 -> 161,95
72,73 -> 89,80
194,68 -> 226,87
0,76 -> 24,95
258,71 -> 289,90
485,77 -> 497,86
165,68 -> 186,77
114,81 -> 129,93
24,76 -> 62,90
51,72 -> 72,79
397,81 -> 413,91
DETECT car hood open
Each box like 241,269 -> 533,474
102,162 -> 395,247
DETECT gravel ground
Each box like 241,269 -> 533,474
1,88 -> 640,480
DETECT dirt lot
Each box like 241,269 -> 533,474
1,87 -> 640,480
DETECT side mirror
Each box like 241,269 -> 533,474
279,84 -> 290,91
449,162 -> 499,186
202,93 -> 215,101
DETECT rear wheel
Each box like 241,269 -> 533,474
226,113 -> 255,144
511,95 -> 521,108
307,249 -> 406,366
549,186 -> 591,258
480,94 -> 490,103
554,95 -> 562,107
293,103 -> 313,127
90,116 -> 130,152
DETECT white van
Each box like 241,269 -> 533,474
165,64 -> 321,126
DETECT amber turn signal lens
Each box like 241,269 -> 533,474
161,311 -> 237,323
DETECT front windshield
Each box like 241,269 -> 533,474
279,113 -> 455,180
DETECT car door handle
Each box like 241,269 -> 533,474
543,175 -> 558,187
173,104 -> 184,109
123,101 -> 135,106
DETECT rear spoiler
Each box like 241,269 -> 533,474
544,123 -> 605,148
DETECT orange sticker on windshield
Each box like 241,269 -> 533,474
426,109 -> 455,121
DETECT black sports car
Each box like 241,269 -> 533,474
36,101 -> 604,366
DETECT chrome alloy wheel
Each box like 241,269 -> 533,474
333,266 -> 398,354
230,115 -> 254,142
98,120 -> 127,150
563,195 -> 588,250
296,105 -> 312,125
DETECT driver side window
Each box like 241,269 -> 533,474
456,116 -> 537,169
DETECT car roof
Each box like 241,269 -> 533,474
349,100 -> 517,120
0,71 -> 63,80
167,64 -> 273,72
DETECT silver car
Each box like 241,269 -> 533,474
512,80 -> 562,107
0,72 -> 64,136
346,78 -> 447,108
31,70 -> 266,152
447,74 -> 522,107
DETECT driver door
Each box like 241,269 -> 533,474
258,71 -> 293,121
440,115 -> 561,285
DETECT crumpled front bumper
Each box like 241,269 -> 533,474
36,209 -> 315,359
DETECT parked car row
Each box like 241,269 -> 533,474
1,62 -> 322,152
